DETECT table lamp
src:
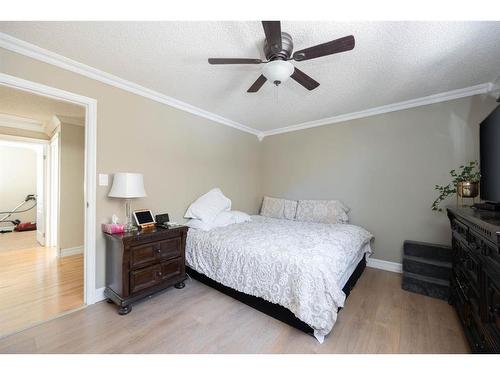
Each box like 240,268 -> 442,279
108,172 -> 147,232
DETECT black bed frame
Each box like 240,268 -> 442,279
186,257 -> 366,336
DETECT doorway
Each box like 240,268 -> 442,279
0,75 -> 96,337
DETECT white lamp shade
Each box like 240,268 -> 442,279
108,173 -> 147,198
262,60 -> 294,84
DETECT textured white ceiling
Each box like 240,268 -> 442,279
1,21 -> 499,131
0,85 -> 85,124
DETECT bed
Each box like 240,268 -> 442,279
185,215 -> 373,342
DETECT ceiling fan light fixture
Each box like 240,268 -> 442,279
262,60 -> 294,86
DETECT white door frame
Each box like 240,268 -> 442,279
47,131 -> 60,248
0,73 -> 98,305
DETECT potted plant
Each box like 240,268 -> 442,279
431,160 -> 480,212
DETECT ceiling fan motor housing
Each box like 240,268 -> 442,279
264,32 -> 294,61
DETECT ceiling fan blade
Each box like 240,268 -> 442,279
262,21 -> 282,54
208,58 -> 263,64
291,67 -> 320,91
247,75 -> 267,93
293,35 -> 355,61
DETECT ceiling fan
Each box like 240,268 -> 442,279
208,21 -> 355,93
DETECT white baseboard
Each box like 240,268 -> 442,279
94,287 -> 106,303
367,257 -> 402,273
60,245 -> 84,257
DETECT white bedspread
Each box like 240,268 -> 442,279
185,215 -> 373,342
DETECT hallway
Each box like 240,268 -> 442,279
0,231 -> 83,338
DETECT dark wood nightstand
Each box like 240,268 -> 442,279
103,225 -> 188,315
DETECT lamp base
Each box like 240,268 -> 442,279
124,199 -> 137,232
123,222 -> 137,232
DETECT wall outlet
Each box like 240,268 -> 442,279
98,174 -> 109,186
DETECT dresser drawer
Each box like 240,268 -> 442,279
485,277 -> 500,345
462,251 -> 481,295
130,237 -> 182,269
469,229 -> 500,265
130,264 -> 162,294
454,239 -> 480,291
469,314 -> 491,353
451,275 -> 469,325
452,218 -> 469,242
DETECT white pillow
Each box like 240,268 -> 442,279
185,219 -> 216,231
186,210 -> 251,231
216,210 -> 251,225
184,188 -> 231,223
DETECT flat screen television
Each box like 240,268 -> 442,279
480,104 -> 500,203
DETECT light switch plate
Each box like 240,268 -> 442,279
98,174 -> 109,186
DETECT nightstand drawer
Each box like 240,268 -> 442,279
130,237 -> 181,269
129,258 -> 184,294
158,237 -> 182,261
130,243 -> 158,269
160,257 -> 184,282
130,264 -> 162,294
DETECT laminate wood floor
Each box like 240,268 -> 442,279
0,237 -> 84,338
0,231 -> 39,252
0,267 -> 469,353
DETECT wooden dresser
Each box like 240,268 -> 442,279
103,226 -> 188,315
447,208 -> 500,353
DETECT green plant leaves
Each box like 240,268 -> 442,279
432,160 -> 480,211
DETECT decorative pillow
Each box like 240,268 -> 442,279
295,200 -> 349,224
260,196 -> 285,219
261,196 -> 298,220
184,188 -> 231,223
283,199 -> 298,220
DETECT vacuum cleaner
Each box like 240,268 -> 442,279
0,194 -> 37,234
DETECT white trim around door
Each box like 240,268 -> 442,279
0,72 -> 98,305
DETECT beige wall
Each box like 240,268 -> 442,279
0,145 -> 37,224
59,122 -> 85,251
261,96 -> 498,263
0,48 -> 262,287
2,46 -> 496,276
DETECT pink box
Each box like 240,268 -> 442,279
102,223 -> 125,234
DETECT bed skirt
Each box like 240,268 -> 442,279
186,257 -> 366,337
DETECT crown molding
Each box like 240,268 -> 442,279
261,83 -> 493,138
0,32 -> 496,141
0,32 -> 261,138
56,115 -> 85,127
0,112 -> 44,132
